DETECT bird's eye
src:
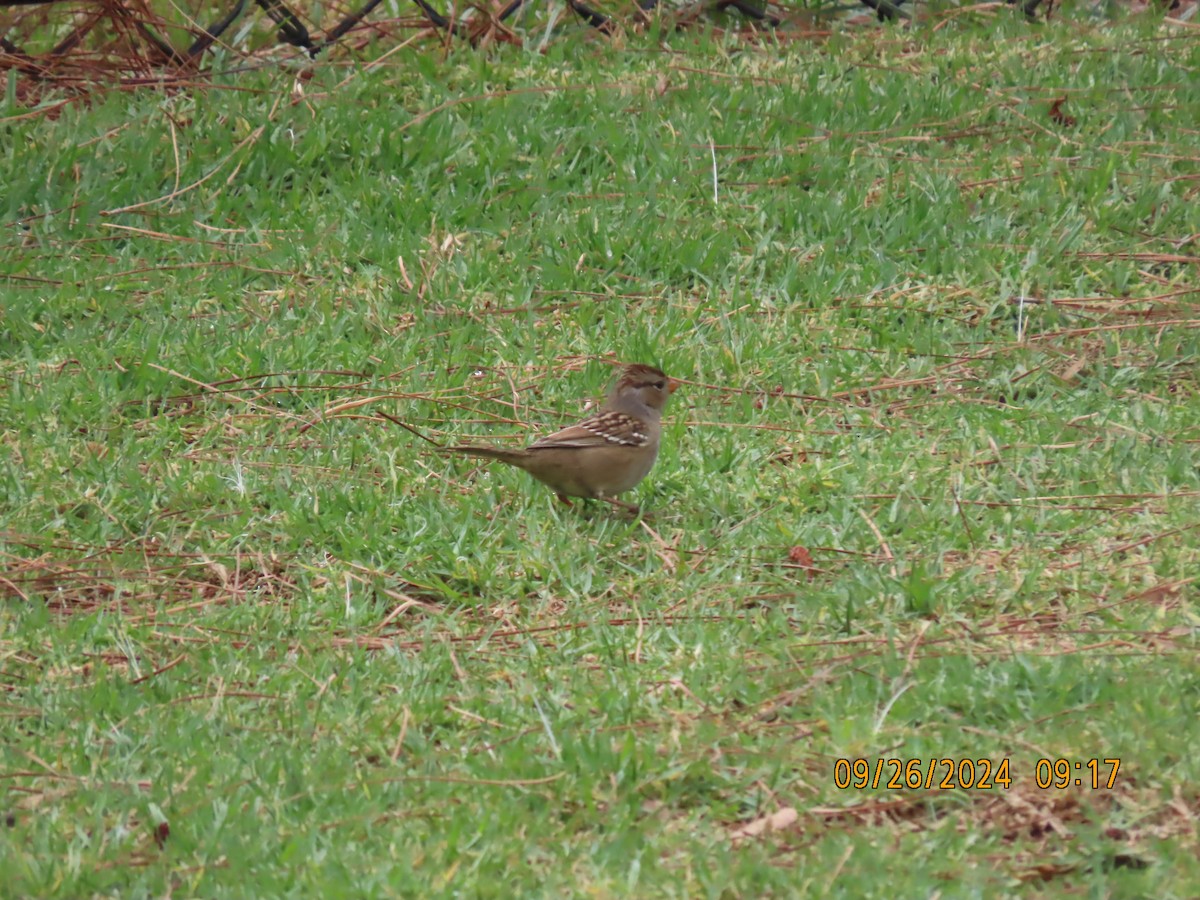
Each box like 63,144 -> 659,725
653,380 -> 664,390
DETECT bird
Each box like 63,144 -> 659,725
440,363 -> 679,512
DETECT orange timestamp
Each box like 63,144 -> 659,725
834,757 -> 1123,790
835,757 -> 1013,790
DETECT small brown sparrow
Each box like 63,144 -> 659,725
441,363 -> 678,512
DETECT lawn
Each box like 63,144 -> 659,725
2,5 -> 1199,896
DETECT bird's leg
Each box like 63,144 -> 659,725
556,493 -> 574,507
600,495 -> 641,515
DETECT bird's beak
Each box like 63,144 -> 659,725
667,379 -> 681,395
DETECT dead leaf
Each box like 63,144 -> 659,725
730,806 -> 798,840
1048,96 -> 1077,128
1018,862 -> 1077,882
788,545 -> 813,566
769,448 -> 807,465
1055,354 -> 1088,384
787,546 -> 818,579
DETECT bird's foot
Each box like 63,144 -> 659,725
600,496 -> 642,516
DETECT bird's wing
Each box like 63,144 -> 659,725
528,411 -> 651,450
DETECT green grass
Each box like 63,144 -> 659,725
3,9 -> 1199,897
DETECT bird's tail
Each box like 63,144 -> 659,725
439,445 -> 525,467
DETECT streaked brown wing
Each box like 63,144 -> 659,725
528,411 -> 649,449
